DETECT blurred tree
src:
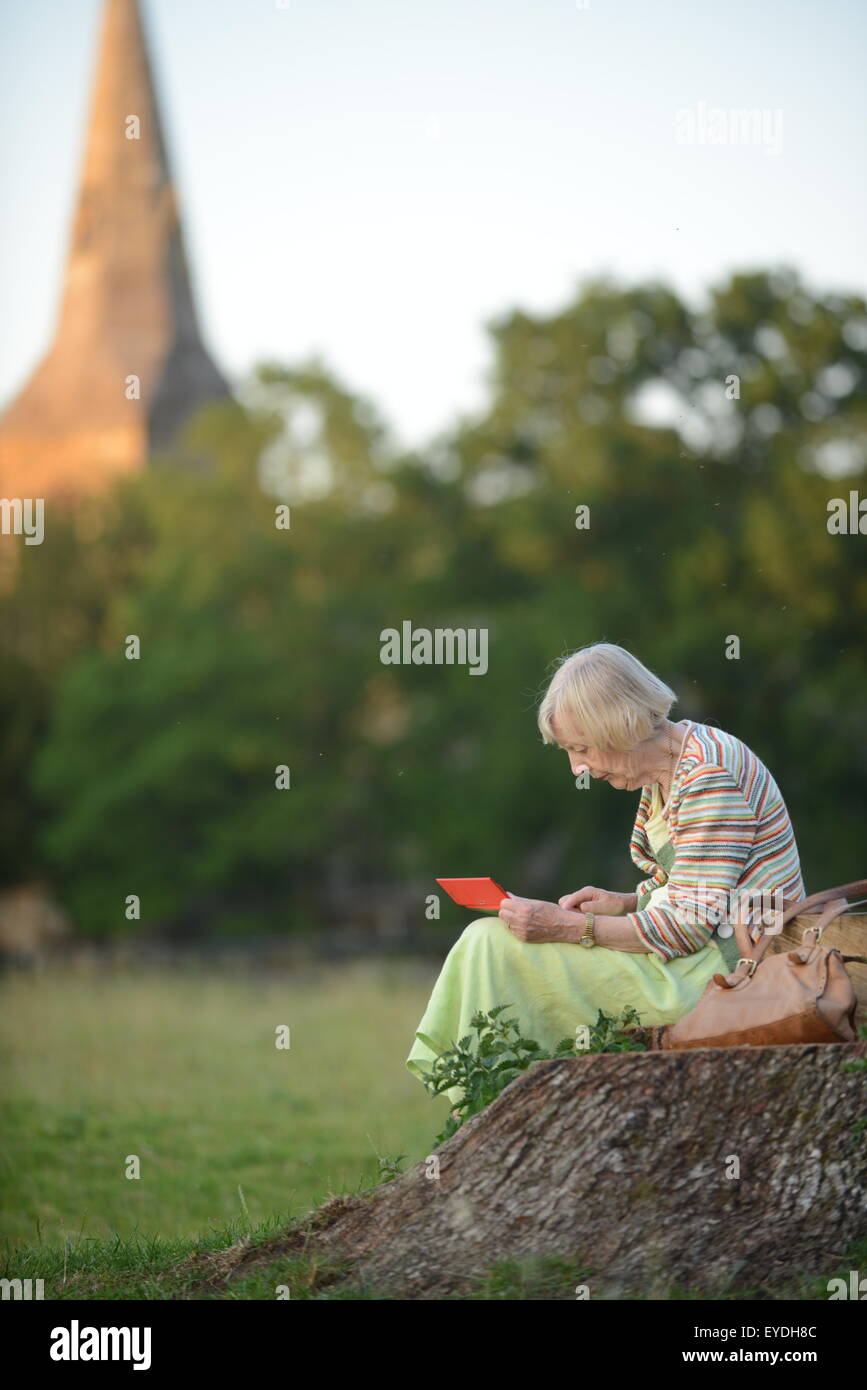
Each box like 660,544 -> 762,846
1,270 -> 862,935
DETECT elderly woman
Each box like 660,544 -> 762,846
406,642 -> 805,1092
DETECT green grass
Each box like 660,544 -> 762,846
0,957 -> 448,1254
5,1220 -> 865,1300
0,1213 -> 595,1300
3,960 -> 864,1301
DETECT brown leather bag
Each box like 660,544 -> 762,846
649,879 -> 867,1050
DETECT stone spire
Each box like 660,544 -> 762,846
0,0 -> 231,499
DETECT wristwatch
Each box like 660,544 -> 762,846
578,911 -> 596,948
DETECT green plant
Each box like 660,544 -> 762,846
579,1004 -> 648,1053
840,1022 -> 867,1073
841,1023 -> 867,1138
420,1003 -> 647,1147
376,1154 -> 408,1183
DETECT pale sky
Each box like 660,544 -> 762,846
1,0 -> 865,450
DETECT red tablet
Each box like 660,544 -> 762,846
436,877 -> 508,911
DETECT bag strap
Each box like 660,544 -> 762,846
723,879 -> 867,983
752,898 -> 847,967
779,877 -> 867,925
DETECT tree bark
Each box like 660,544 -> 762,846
190,1042 -> 867,1299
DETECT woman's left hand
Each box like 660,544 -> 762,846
498,894 -> 575,942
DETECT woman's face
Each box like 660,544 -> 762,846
551,718 -> 638,790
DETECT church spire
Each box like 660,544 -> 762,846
0,0 -> 231,498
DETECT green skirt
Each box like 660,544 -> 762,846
406,916 -> 727,1104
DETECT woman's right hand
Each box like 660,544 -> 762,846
558,886 -> 636,916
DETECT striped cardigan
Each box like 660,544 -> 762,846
626,721 -> 805,961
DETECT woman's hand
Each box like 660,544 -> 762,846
497,894 -> 577,942
558,885 -> 635,916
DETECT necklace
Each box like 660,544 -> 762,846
661,725 -> 676,818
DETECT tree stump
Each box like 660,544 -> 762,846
262,1042 -> 867,1299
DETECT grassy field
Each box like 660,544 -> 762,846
3,957 -> 864,1300
0,956 -> 449,1256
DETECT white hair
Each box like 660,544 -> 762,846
537,642 -> 677,753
